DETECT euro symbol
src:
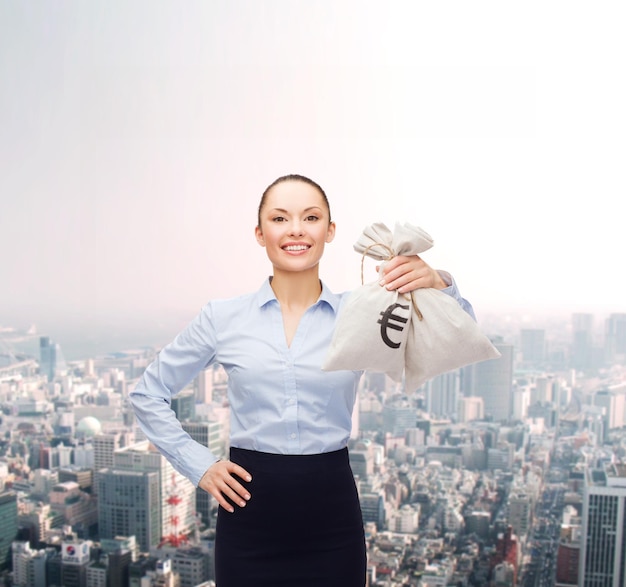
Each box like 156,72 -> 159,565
377,302 -> 410,349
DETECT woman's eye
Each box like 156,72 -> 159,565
305,215 -> 319,221
272,217 -> 286,222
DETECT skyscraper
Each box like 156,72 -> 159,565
571,313 -> 594,371
556,525 -> 580,586
39,336 -> 55,381
171,389 -> 195,421
605,313 -> 626,365
425,370 -> 460,418
182,420 -> 223,526
60,538 -> 91,587
465,337 -> 513,422
11,541 -> 50,587
382,400 -> 416,436
0,491 -> 18,572
195,368 -> 213,404
112,441 -> 196,549
579,463 -> 626,586
11,541 -> 33,587
519,328 -> 546,366
38,336 -> 67,381
94,433 -> 125,473
97,469 -> 161,552
93,432 -> 128,496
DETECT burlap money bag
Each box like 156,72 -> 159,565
403,288 -> 501,391
322,222 -> 429,378
322,279 -> 413,379
323,222 -> 500,389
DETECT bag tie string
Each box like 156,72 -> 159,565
360,243 -> 424,321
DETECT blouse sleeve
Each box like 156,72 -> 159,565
128,303 -> 219,487
437,270 -> 477,321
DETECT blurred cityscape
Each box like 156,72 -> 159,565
0,310 -> 625,586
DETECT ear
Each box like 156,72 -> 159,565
255,225 -> 265,247
325,221 -> 336,244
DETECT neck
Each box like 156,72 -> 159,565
270,268 -> 322,309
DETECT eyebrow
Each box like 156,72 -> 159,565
268,207 -> 323,214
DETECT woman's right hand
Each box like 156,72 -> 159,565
198,460 -> 253,513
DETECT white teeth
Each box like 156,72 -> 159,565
284,245 -> 309,251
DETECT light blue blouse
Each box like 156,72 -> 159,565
129,276 -> 473,486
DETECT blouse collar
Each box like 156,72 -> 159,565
256,277 -> 341,314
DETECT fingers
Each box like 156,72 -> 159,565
380,256 -> 425,292
198,461 -> 253,513
380,256 -> 445,292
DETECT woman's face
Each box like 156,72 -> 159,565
255,180 -> 335,275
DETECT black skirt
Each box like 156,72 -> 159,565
214,447 -> 366,587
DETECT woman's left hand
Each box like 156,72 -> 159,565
377,255 -> 447,294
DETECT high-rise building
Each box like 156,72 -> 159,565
519,328 -> 546,366
507,491 -> 532,538
46,549 -> 63,587
487,442 -> 514,471
58,467 -> 93,492
73,442 -> 95,469
605,313 -> 626,365
101,535 -> 138,560
97,469 -> 161,552
12,541 -> 33,587
107,549 -> 133,587
171,390 -> 195,422
182,421 -> 223,526
39,336 -> 67,381
195,369 -> 213,404
511,386 -> 530,421
94,433 -> 125,473
359,491 -> 385,530
382,401 -> 416,436
11,541 -> 51,587
181,421 -> 222,459
98,535 -> 136,587
17,502 -> 53,547
571,313 -> 594,371
92,432 -> 127,496
86,559 -> 108,587
112,442 -> 196,549
593,386 -> 626,433
60,538 -> 92,587
457,396 -> 484,423
49,481 -> 98,532
39,336 -> 55,381
579,463 -> 626,586
556,525 -> 580,586
170,547 -> 211,586
0,491 -> 18,571
533,375 -> 556,404
424,370 -> 460,418
129,554 -> 159,587
465,337 -> 513,422
349,449 -> 373,479
465,511 -> 490,539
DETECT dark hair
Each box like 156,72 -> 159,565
257,174 -> 331,227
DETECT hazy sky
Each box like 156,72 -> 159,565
1,2 -> 625,349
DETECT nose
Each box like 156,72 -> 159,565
288,219 -> 304,236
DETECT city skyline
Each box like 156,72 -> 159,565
3,306 -> 626,585
2,3 -> 625,343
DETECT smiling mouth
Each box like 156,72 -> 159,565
283,245 -> 310,252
